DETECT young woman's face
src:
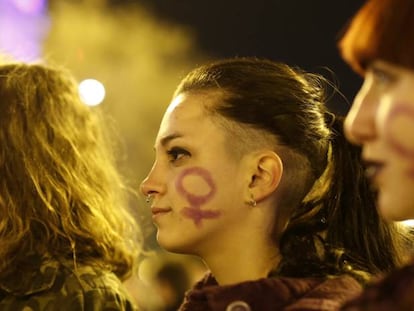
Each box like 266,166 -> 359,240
345,60 -> 414,221
140,92 -> 253,255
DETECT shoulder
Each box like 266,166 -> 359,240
0,259 -> 138,311
341,262 -> 414,311
283,274 -> 362,311
54,263 -> 139,311
62,263 -> 125,293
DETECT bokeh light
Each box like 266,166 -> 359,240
0,0 -> 49,61
12,0 -> 47,15
43,0 -> 206,257
401,219 -> 414,227
78,78 -> 106,106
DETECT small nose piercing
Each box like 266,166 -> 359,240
145,194 -> 152,204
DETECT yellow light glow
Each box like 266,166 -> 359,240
401,219 -> 414,227
78,78 -> 106,106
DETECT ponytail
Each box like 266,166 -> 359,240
325,116 -> 403,275
277,115 -> 404,282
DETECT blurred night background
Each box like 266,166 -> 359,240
0,0 -> 367,306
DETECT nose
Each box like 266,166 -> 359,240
140,162 -> 165,198
344,86 -> 378,145
140,176 -> 153,197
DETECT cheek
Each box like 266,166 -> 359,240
175,167 -> 216,205
180,175 -> 213,197
383,102 -> 414,158
175,166 -> 221,227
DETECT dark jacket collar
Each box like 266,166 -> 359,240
180,272 -> 361,310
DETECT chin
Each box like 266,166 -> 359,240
157,233 -> 191,254
378,195 -> 396,221
379,198 -> 414,222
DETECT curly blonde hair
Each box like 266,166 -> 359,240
0,62 -> 140,280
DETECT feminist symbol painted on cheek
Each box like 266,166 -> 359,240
176,167 -> 220,227
385,103 -> 414,176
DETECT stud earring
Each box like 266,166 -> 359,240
248,194 -> 257,207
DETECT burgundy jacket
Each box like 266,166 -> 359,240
179,272 -> 361,311
341,260 -> 414,311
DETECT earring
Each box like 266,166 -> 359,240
248,194 -> 257,207
145,194 -> 153,204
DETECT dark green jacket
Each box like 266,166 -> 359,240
0,256 -> 138,311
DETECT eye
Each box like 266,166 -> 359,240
166,147 -> 190,163
371,67 -> 395,86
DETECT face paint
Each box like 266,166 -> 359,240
143,93 -> 249,252
373,95 -> 414,220
385,103 -> 414,157
176,166 -> 220,226
384,102 -> 414,177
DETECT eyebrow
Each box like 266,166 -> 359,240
158,133 -> 183,148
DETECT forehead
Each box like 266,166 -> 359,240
167,93 -> 209,119
162,92 -> 212,126
156,92 -> 223,145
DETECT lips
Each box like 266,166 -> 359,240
151,207 -> 172,216
364,161 -> 384,189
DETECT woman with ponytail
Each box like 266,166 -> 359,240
140,57 -> 404,310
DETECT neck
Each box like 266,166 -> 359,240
201,234 -> 280,285
194,199 -> 284,286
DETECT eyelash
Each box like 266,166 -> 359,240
166,147 -> 190,163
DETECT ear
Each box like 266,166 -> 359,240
247,151 -> 283,203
